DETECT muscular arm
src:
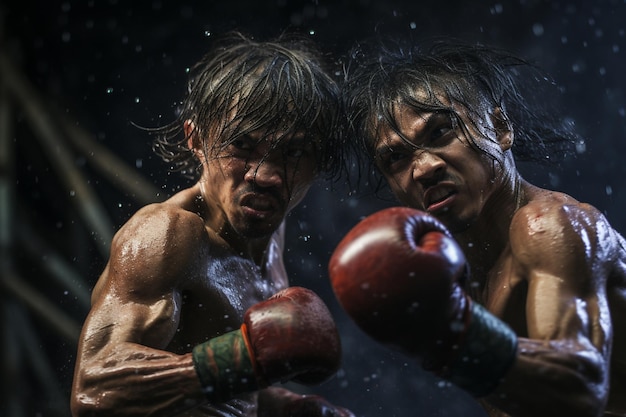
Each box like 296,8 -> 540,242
71,204 -> 208,417
484,202 -> 613,417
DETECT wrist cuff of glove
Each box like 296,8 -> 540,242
192,328 -> 260,402
442,301 -> 518,398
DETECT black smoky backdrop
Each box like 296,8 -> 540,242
2,0 -> 626,416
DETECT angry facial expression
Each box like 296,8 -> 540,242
373,99 -> 511,233
196,128 -> 318,240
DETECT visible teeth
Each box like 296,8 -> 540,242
249,199 -> 271,210
430,189 -> 451,203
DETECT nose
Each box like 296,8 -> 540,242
244,159 -> 283,188
411,150 -> 446,184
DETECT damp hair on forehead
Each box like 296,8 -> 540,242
190,43 -> 322,155
147,31 -> 346,181
343,36 -> 581,168
374,72 -> 504,163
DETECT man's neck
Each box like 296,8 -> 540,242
455,175 -> 527,277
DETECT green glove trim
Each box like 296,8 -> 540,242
444,301 -> 518,398
192,328 -> 259,402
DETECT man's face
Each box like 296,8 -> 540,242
198,129 -> 318,239
373,99 -> 508,233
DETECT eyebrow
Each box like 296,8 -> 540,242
374,112 -> 440,156
374,143 -> 400,157
251,132 -> 316,152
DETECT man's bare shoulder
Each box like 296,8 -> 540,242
102,189 -> 210,292
115,201 -> 206,253
511,189 -> 605,233
509,188 -> 617,268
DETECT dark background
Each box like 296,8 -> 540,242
2,0 -> 626,416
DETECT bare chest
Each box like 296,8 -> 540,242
169,255 -> 286,352
468,250 -> 529,336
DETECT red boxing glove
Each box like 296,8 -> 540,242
329,206 -> 467,352
192,287 -> 341,402
329,207 -> 517,397
245,286 -> 342,386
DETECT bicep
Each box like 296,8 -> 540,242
82,207 -> 202,353
72,207 -> 212,415
525,270 -> 604,346
479,207 -> 614,416
73,285 -> 202,416
81,287 -> 182,356
512,204 -> 612,351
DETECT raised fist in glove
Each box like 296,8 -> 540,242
192,287 -> 342,402
329,207 -> 517,397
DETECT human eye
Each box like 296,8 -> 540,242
377,147 -> 410,172
230,136 -> 254,150
284,138 -> 313,159
222,135 -> 255,158
427,113 -> 456,144
429,126 -> 452,141
286,145 -> 306,158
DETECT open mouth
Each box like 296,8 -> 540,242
424,186 -> 456,212
241,193 -> 279,218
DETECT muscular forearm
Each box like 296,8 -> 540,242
483,338 -> 608,417
72,348 -> 205,417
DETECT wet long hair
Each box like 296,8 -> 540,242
151,31 -> 345,181
343,36 -> 581,170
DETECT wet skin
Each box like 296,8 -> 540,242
374,101 -> 626,417
71,129 -> 320,417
